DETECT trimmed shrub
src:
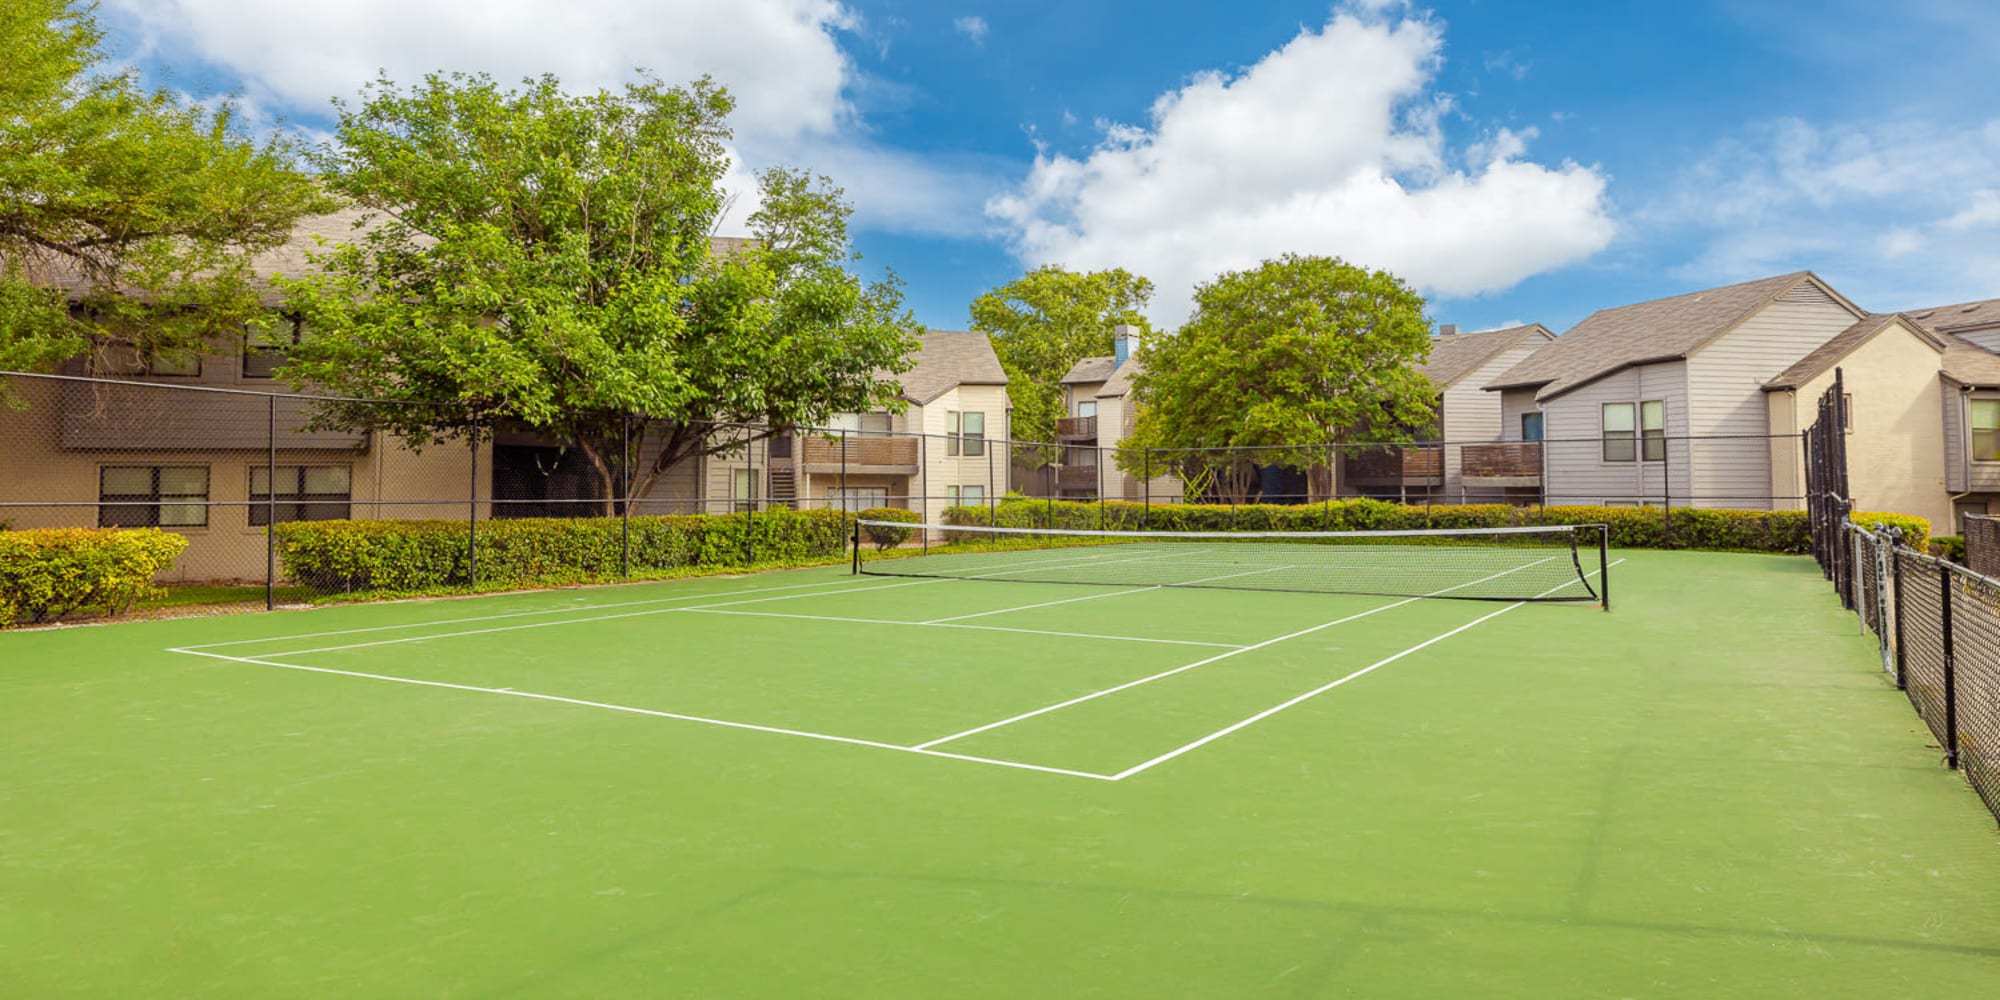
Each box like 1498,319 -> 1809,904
0,528 -> 189,625
857,507 -> 919,551
1851,510 -> 1931,552
274,508 -> 850,595
1930,534 -> 1966,564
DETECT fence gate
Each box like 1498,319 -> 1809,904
1805,368 -> 1852,605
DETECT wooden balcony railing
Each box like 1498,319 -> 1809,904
1344,445 -> 1444,484
1461,442 -> 1543,481
1056,464 -> 1100,489
1056,415 -> 1098,440
798,434 -> 920,470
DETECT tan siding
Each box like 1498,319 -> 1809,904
1538,363 -> 1686,505
1792,322 -> 1947,527
1439,335 -> 1552,498
1498,388 -> 1540,442
1683,283 -> 1861,509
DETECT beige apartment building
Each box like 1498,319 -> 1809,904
1057,325 -> 1183,503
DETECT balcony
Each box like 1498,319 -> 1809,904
1056,463 -> 1101,490
1343,445 -> 1444,486
59,386 -> 367,451
1056,415 -> 1099,441
1461,442 -> 1543,485
798,434 -> 920,474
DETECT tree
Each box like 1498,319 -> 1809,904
278,71 -> 916,507
969,266 -> 1154,445
1119,254 -> 1436,503
0,0 -> 329,374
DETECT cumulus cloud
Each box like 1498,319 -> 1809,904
986,3 -> 1614,325
1650,117 -> 2000,306
953,16 -> 989,45
104,0 -> 859,143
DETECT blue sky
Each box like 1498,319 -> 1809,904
98,0 -> 2000,333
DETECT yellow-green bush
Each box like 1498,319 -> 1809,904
0,528 -> 189,625
273,508 -> 851,594
1850,510 -> 1931,551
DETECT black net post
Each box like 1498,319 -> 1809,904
1599,523 -> 1611,611
1942,566 -> 1960,769
266,394 -> 277,611
850,517 -> 860,574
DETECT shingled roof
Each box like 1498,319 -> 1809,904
1060,356 -> 1118,385
1762,314 -> 1945,391
1942,336 -> 2000,388
1905,296 -> 2000,335
1486,272 -> 1859,400
1422,324 -> 1554,387
897,330 -> 1008,404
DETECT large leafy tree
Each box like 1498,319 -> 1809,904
279,72 -> 916,506
0,0 -> 329,373
1120,254 -> 1435,503
969,266 -> 1154,445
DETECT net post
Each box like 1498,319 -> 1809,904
265,394 -> 277,611
851,516 -> 860,575
1598,523 -> 1610,611
1942,563 -> 1959,770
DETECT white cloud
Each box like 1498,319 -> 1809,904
1649,116 -> 2000,306
953,16 -> 989,46
104,0 -> 859,143
986,4 -> 1614,325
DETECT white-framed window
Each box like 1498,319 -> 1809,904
249,465 -> 352,525
1843,393 -> 1854,433
1972,399 -> 2000,462
1077,400 -> 1097,418
947,411 -> 986,457
1521,412 -> 1544,442
97,342 -> 201,378
243,320 -> 303,379
825,487 -> 888,513
732,467 -> 760,512
100,466 -> 208,528
1602,403 -> 1635,462
1641,400 -> 1665,462
828,411 -> 892,434
946,485 -> 986,506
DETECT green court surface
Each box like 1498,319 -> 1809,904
4,549 -> 1999,996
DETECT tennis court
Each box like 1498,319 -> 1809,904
5,537 -> 2000,996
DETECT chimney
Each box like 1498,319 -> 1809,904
1438,323 -> 1459,337
1114,324 -> 1141,366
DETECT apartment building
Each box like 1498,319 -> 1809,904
1056,325 -> 1182,502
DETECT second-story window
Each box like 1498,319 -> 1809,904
244,320 -> 303,379
1641,401 -> 1666,462
1521,412 -> 1544,442
1602,401 -> 1665,462
948,411 -> 985,457
1602,403 -> 1635,462
98,342 -> 201,378
1972,399 -> 2000,461
1077,400 -> 1097,418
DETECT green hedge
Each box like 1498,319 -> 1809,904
0,528 -> 189,625
274,508 -> 850,595
1850,510 -> 1933,552
939,498 -> 1930,554
857,507 -> 920,551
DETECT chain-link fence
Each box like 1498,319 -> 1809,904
1839,521 -> 2000,826
6,369 -> 1838,601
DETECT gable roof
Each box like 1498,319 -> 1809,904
1060,356 -> 1118,385
1422,324 -> 1555,387
1098,354 -> 1145,399
898,330 -> 1008,404
1485,272 -> 1861,400
1762,314 -> 1945,391
1903,296 -> 2000,335
1942,335 -> 2000,388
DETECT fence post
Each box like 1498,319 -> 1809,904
1941,563 -> 1959,769
621,412 -> 632,579
1143,449 -> 1152,529
266,395 -> 277,611
468,424 -> 479,590
1891,537 -> 1907,689
1097,444 -> 1105,528
919,431 -> 929,554
1662,431 -> 1672,549
986,434 -> 995,521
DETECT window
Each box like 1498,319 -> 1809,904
1602,403 -> 1635,462
243,321 -> 302,379
1521,412 -> 1544,442
946,485 -> 986,506
97,342 -> 201,378
1843,393 -> 1854,433
100,466 -> 208,528
947,411 -> 986,457
825,487 -> 888,513
732,467 -> 760,512
1077,400 -> 1097,418
1641,400 -> 1666,462
1972,399 -> 2000,462
249,466 -> 352,525
829,411 -> 892,433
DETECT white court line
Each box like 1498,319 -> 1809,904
244,550 -> 1147,659
680,609 -> 1246,649
911,556 -> 1560,751
1107,559 -> 1623,780
169,648 -> 1117,781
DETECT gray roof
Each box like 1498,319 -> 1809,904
1422,324 -> 1555,387
1942,335 -> 2000,388
898,330 -> 1008,404
1903,296 -> 2000,335
1762,314 -> 1944,391
1098,355 -> 1144,398
1060,355 -> 1118,385
1486,271 -> 1856,400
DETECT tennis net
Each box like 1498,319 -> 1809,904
854,521 -> 1608,604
